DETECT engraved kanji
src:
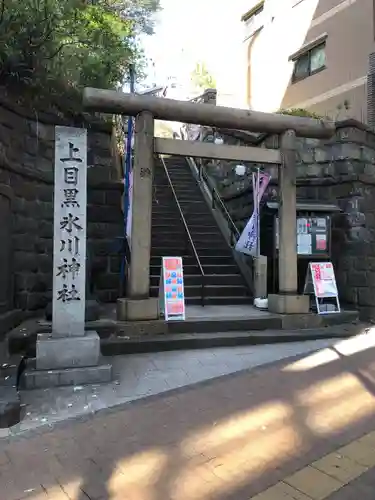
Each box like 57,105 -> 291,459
60,213 -> 83,233
60,236 -> 79,255
57,284 -> 81,302
61,142 -> 83,164
61,188 -> 80,208
56,258 -> 81,279
64,167 -> 79,186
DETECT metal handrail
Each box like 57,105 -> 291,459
179,126 -> 241,245
159,155 -> 206,306
198,163 -> 241,246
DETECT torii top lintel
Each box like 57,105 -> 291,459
82,87 -> 335,139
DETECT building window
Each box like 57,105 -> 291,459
292,43 -> 326,83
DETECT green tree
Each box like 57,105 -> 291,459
0,0 -> 160,91
155,120 -> 174,138
190,61 -> 216,91
106,0 -> 161,35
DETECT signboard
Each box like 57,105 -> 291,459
275,216 -> 330,256
159,257 -> 185,321
304,262 -> 340,314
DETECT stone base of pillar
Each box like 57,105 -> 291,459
36,331 -> 100,370
268,294 -> 310,314
20,330 -> 112,390
117,298 -> 159,321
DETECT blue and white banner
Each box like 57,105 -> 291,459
235,172 -> 271,256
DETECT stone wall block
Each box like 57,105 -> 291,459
314,147 -> 330,163
28,122 -> 55,142
13,234 -> 36,252
362,146 -> 375,163
347,271 -> 366,288
87,190 -> 106,206
332,143 -> 362,160
358,288 -> 375,307
305,164 -> 323,178
38,220 -> 53,239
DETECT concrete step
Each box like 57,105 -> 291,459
150,255 -> 237,266
153,191 -> 202,201
150,274 -> 244,287
152,236 -> 227,248
151,283 -> 249,298
150,264 -> 241,275
101,323 -> 364,356
151,231 -> 227,246
7,311 -> 362,357
152,202 -> 208,213
150,247 -> 232,257
148,294 -> 253,306
152,227 -> 223,236
152,216 -> 217,227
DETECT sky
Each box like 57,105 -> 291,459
140,0 -> 251,102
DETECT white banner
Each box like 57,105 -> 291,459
235,172 -> 271,256
126,170 -> 133,245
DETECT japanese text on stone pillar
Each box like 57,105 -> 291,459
53,127 -> 87,335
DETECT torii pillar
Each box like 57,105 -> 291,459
117,111 -> 159,321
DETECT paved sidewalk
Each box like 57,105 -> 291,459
13,338 -> 337,438
2,334 -> 375,500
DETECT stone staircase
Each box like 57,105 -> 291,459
150,155 -> 251,305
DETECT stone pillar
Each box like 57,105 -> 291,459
268,130 -> 309,314
279,130 -> 298,294
21,126 -> 112,389
117,112 -> 159,321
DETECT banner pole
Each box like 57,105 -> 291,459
257,166 -> 261,258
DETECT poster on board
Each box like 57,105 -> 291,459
159,257 -> 185,321
304,261 -> 340,314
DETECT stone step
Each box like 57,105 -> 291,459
150,273 -> 244,287
7,312 -> 362,357
151,234 -> 226,245
150,284 -> 249,298
150,255 -> 236,266
101,323 -> 363,356
152,227 -> 223,235
150,247 -> 232,257
150,263 -> 240,275
152,219 -> 217,227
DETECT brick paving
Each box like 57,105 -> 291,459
2,340 -> 375,499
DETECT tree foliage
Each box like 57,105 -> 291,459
0,0 -> 160,92
190,61 -> 216,92
277,108 -> 323,119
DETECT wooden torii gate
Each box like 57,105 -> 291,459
83,88 -> 335,321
